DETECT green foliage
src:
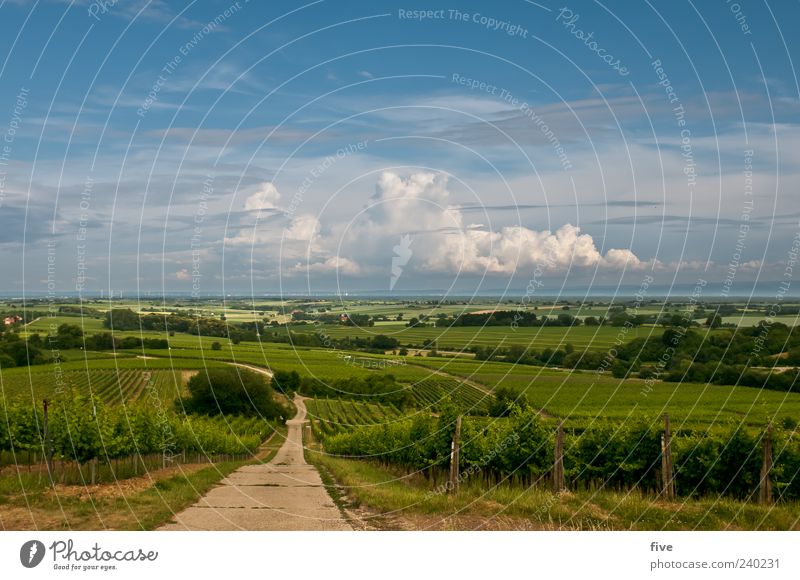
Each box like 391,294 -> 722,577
488,386 -> 521,417
565,421 -> 661,490
104,308 -> 140,330
322,412 -> 799,500
673,424 -> 762,499
0,332 -> 44,367
272,370 -> 301,395
0,397 -> 274,465
297,373 -> 412,408
181,367 -> 287,419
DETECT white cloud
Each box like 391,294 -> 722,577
294,256 -> 361,275
297,171 -> 647,277
285,214 -> 320,241
244,182 -> 281,211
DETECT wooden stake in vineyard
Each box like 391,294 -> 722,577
661,414 -> 675,500
448,415 -> 462,494
43,399 -> 54,484
759,423 -> 773,505
552,420 -> 565,493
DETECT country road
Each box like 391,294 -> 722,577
160,385 -> 351,530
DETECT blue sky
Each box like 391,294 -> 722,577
1,0 -> 799,296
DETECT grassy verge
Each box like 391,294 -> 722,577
0,425 -> 287,531
313,454 -> 800,531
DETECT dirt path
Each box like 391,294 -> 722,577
158,395 -> 351,531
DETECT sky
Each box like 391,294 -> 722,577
0,0 -> 799,297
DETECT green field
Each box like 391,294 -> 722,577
23,315 -> 106,334
0,365 -> 192,405
306,398 -> 403,437
290,323 -> 668,351
406,357 -> 800,428
6,299 -> 800,434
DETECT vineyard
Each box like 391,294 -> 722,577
0,395 -> 277,484
324,409 -> 800,501
405,375 -> 490,415
305,398 -> 403,438
0,368 -> 191,405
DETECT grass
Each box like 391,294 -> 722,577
312,454 -> 800,530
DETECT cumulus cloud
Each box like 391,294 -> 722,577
305,171 -> 647,277
228,171 -> 649,280
227,182 -> 319,248
293,256 -> 361,275
243,182 -> 281,212
285,214 -> 320,241
175,268 -> 191,280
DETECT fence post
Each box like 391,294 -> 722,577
759,423 -> 773,505
448,415 -> 462,494
43,399 -> 54,485
553,420 -> 565,493
661,414 -> 675,500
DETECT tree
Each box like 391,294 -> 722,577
705,312 -> 722,329
104,308 -> 140,330
272,370 -> 301,395
370,334 -> 399,350
53,323 -> 84,349
180,368 -> 287,419
211,341 -> 222,351
488,386 -> 525,417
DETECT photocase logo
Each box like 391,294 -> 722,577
390,234 -> 413,290
20,540 -> 46,568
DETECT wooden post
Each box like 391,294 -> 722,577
448,415 -> 462,494
553,421 -> 565,493
43,399 -> 54,484
759,423 -> 773,505
661,414 -> 675,500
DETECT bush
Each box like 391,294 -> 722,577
180,368 -> 287,419
565,421 -> 660,490
211,341 -> 222,351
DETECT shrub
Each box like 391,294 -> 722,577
180,368 -> 287,420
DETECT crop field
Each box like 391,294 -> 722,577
405,374 -> 490,414
305,398 -> 403,437
23,315 -> 106,333
405,357 -> 800,428
722,315 -> 800,327
132,340 -> 438,383
0,366 -> 191,405
292,323 -> 668,351
10,312 -> 799,430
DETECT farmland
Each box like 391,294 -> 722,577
1,296 -> 799,530
290,322 -> 667,351
0,367 -> 189,405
